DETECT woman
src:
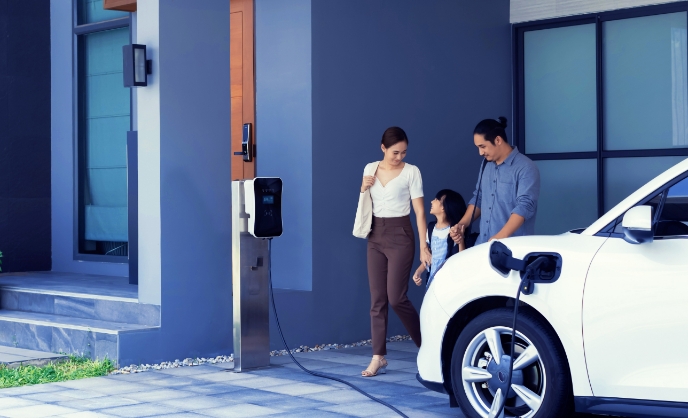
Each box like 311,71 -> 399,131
360,127 -> 431,377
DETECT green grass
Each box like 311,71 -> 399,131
0,355 -> 115,388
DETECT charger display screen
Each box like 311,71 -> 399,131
252,178 -> 283,238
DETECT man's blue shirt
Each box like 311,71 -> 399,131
468,147 -> 540,245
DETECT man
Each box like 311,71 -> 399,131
450,117 -> 540,246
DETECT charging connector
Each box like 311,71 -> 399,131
488,241 -> 562,417
266,239 -> 409,418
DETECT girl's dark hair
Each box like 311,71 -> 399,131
473,116 -> 508,145
381,127 -> 408,148
436,189 -> 467,226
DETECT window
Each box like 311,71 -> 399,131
608,174 -> 688,239
74,0 -> 131,259
515,3 -> 688,235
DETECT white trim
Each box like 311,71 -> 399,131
136,0 -> 162,305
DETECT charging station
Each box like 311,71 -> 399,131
231,178 -> 282,372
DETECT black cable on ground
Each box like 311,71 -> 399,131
266,239 -> 409,418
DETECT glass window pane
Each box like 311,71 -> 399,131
604,12 -> 688,150
77,0 -> 128,25
525,24 -> 597,154
534,159 -> 598,234
604,156 -> 686,211
657,176 -> 688,237
79,28 -> 130,255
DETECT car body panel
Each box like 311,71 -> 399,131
417,285 -> 450,384
418,233 -> 607,398
584,235 -> 688,401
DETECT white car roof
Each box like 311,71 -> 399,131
583,157 -> 688,236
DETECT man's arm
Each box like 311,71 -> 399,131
489,213 -> 525,241
491,161 -> 540,241
510,162 -> 540,222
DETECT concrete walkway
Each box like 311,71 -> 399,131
0,341 -> 463,417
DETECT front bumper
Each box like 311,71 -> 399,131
416,286 -> 450,385
416,373 -> 447,394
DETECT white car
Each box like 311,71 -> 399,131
416,158 -> 688,418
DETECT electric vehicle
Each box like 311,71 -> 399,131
416,158 -> 688,418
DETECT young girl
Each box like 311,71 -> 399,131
413,189 -> 467,289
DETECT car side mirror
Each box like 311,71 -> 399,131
621,205 -> 654,244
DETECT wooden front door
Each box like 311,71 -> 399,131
230,0 -> 255,180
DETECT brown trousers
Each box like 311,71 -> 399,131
367,216 -> 422,355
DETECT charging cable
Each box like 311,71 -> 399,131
497,256 -> 551,417
266,239 -> 409,418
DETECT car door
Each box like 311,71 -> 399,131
583,175 -> 688,402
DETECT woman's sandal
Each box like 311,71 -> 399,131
361,357 -> 388,377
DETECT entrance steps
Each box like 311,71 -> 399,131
0,272 -> 159,366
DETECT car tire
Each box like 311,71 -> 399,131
450,308 -> 573,418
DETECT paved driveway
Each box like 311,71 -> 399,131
0,341 -> 462,417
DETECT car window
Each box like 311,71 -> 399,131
655,177 -> 688,238
610,176 -> 688,238
597,173 -> 688,238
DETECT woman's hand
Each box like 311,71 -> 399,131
420,246 -> 432,268
413,265 -> 425,286
361,175 -> 375,193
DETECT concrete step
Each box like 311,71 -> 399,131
0,346 -> 68,368
0,287 -> 160,327
0,310 -> 158,363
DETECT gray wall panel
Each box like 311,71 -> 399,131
255,0 -> 313,291
0,0 -> 51,272
286,0 -> 513,349
156,0 -> 233,360
511,0 -> 684,23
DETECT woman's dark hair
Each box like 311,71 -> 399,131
381,127 -> 408,148
436,189 -> 467,226
473,116 -> 508,145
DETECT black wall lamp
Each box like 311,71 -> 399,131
123,44 -> 152,87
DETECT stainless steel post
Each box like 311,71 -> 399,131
232,181 -> 270,372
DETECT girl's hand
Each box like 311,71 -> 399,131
413,266 -> 424,286
450,223 -> 466,245
421,246 -> 432,268
361,175 -> 375,193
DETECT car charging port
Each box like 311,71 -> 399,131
519,253 -> 562,295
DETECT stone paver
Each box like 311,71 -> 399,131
0,341 -> 461,417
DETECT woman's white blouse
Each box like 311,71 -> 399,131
365,162 -> 424,218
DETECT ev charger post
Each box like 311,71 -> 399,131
231,181 -> 270,371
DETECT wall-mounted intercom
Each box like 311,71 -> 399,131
244,177 -> 283,238
234,123 -> 253,162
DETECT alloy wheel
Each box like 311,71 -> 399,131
460,326 -> 546,418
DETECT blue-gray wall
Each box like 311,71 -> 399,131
123,0 -> 512,362
270,0 -> 512,350
256,0 -> 313,291
120,0 -> 233,363
0,0 -> 51,273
